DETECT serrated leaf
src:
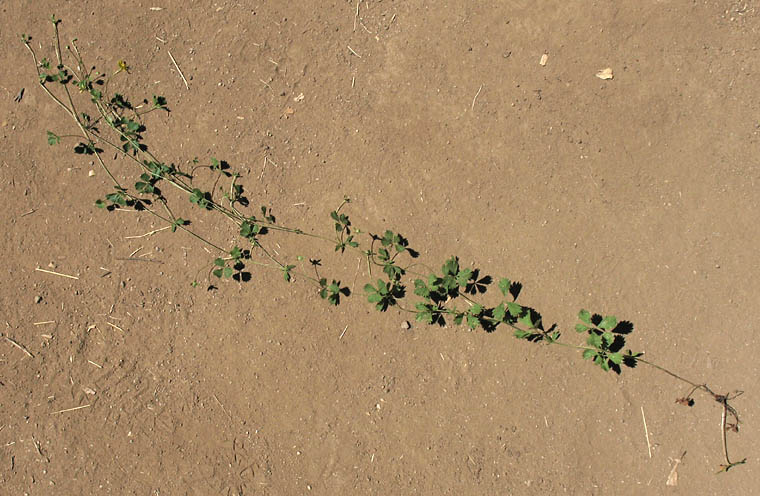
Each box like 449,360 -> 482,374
364,283 -> 377,294
514,329 -> 531,339
214,258 -> 225,267
507,302 -> 522,317
442,257 -> 459,276
578,309 -> 591,324
456,268 -> 472,287
602,331 -> 614,346
498,278 -> 511,297
414,279 -> 430,299
470,303 -> 483,315
416,311 -> 433,324
467,315 -> 479,329
575,323 -> 589,333
587,333 -> 602,349
582,349 -> 596,360
599,315 -> 617,331
222,267 -> 233,278
46,131 -> 60,145
518,313 -> 534,328
608,352 -> 623,365
493,303 -> 506,322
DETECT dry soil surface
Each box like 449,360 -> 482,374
1,1 -> 759,494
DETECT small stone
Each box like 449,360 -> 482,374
88,170 -> 95,177
34,296 -> 42,304
400,321 -> 411,330
596,67 -> 614,80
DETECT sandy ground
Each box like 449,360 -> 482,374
1,1 -> 758,494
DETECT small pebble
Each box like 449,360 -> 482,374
34,296 -> 42,304
401,321 -> 411,330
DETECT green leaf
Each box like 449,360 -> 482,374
229,246 -> 242,259
94,199 -> 106,209
240,221 -> 261,239
493,303 -> 506,322
608,352 -> 623,365
223,267 -> 233,278
582,349 -> 596,360
190,189 -> 202,204
442,256 -> 459,277
514,329 -> 532,339
506,302 -> 522,317
578,309 -> 591,324
134,181 -> 154,194
456,268 -> 472,287
105,192 -> 127,206
469,304 -> 483,315
518,313 -> 534,328
414,279 -> 430,299
498,278 -> 511,297
602,331 -> 614,346
171,218 -> 188,232
415,303 -> 434,324
587,333 -> 602,349
575,323 -> 589,333
212,268 -> 223,278
599,315 -> 617,331
46,131 -> 60,145
214,258 -> 225,267
466,315 -> 479,329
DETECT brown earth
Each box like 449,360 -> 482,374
1,1 -> 759,494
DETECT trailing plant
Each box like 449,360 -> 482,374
23,18 -> 746,473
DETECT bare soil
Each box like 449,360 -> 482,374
2,1 -> 758,494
